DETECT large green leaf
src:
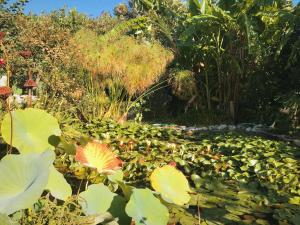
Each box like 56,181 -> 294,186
79,183 -> 116,215
46,166 -> 72,201
1,109 -> 61,153
125,188 -> 169,225
0,214 -> 19,225
0,151 -> 54,215
108,195 -> 131,225
92,196 -> 131,225
150,165 -> 191,205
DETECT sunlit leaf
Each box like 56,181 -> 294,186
150,165 -> 191,205
289,196 -> 300,205
0,213 -> 19,225
1,109 -> 61,153
125,188 -> 169,225
0,151 -> 54,215
108,170 -> 124,183
75,142 -> 122,174
79,183 -> 115,215
46,166 -> 72,200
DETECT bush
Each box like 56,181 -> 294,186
71,29 -> 173,95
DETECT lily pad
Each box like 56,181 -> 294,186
1,108 -> 61,153
125,188 -> 169,225
150,165 -> 191,205
46,165 -> 72,200
0,151 -> 54,215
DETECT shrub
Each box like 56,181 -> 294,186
170,69 -> 197,101
70,29 -> 174,95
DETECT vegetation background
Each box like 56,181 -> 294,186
0,1 -> 300,225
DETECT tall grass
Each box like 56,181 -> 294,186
70,29 -> 173,95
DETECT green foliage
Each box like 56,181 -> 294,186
79,183 -> 116,215
61,119 -> 300,224
125,188 -> 169,225
0,107 -> 192,224
0,151 -> 55,215
18,196 -> 96,225
1,108 -> 61,153
170,69 -> 197,101
1,1 -> 300,224
79,183 -> 130,224
0,0 -> 28,13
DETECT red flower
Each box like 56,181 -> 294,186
0,32 -> 5,41
24,79 -> 37,88
0,59 -> 5,67
168,161 -> 177,167
0,86 -> 12,99
20,50 -> 32,59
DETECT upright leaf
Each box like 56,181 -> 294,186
0,151 -> 54,215
46,166 -> 72,201
1,109 -> 61,153
79,183 -> 116,215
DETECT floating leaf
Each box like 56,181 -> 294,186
0,151 -> 54,215
125,188 -> 169,225
79,183 -> 116,215
150,165 -> 191,205
75,142 -> 122,174
1,109 -> 61,153
46,166 -> 72,200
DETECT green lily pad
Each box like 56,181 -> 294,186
150,165 -> 191,205
125,188 -> 169,225
46,166 -> 72,200
79,183 -> 116,215
1,109 -> 61,153
0,151 -> 54,215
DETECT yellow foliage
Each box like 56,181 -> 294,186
16,15 -> 72,65
70,29 -> 174,95
171,70 -> 198,100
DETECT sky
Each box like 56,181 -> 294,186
23,0 -> 300,18
24,0 -> 128,17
